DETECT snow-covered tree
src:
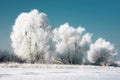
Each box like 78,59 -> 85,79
87,38 -> 117,66
52,23 -> 92,64
10,9 -> 51,63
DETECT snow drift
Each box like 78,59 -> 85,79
0,64 -> 120,80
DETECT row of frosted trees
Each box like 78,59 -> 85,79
10,9 -> 117,66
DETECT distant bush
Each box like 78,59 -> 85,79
0,50 -> 24,63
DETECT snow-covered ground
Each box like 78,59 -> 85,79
0,64 -> 120,80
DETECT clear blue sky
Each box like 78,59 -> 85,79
0,0 -> 120,58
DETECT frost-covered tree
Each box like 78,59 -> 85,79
87,38 -> 117,66
52,23 -> 92,64
10,9 -> 51,63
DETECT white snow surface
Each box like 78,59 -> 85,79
0,64 -> 120,80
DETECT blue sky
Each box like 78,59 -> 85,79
0,0 -> 120,58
